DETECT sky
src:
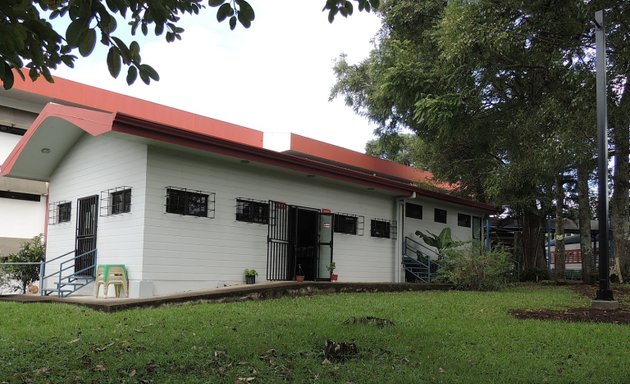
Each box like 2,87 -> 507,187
51,2 -> 382,153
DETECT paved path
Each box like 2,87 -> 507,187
0,281 -> 451,312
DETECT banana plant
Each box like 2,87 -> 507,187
415,227 -> 465,260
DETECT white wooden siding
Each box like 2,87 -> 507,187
143,146 -> 397,295
44,133 -> 148,294
403,197 -> 487,255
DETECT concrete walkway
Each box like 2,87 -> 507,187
0,281 -> 450,312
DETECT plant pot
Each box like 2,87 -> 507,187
245,275 -> 256,284
330,274 -> 338,282
296,275 -> 305,282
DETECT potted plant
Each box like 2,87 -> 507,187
244,268 -> 257,284
327,262 -> 338,282
296,264 -> 305,282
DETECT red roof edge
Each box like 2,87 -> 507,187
1,103 -> 115,176
10,71 -> 264,147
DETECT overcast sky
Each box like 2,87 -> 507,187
52,2 -> 382,152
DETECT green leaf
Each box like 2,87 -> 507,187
236,0 -> 255,22
139,67 -> 150,85
78,28 -> 97,57
126,66 -> 138,85
208,0 -> 225,6
139,64 -> 159,81
129,41 -> 140,62
107,47 -> 122,78
216,3 -> 234,22
66,18 -> 87,46
229,15 -> 237,30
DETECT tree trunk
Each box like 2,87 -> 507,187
521,207 -> 547,280
577,165 -> 593,284
554,176 -> 566,281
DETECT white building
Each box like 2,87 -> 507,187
0,102 -> 46,256
1,76 -> 494,297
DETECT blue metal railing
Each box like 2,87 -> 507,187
402,237 -> 441,283
40,249 -> 97,297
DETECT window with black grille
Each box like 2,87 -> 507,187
236,198 -> 269,224
334,214 -> 358,235
434,208 -> 447,224
370,219 -> 391,238
405,202 -> 423,219
166,187 -> 214,218
111,189 -> 132,215
58,202 -> 71,223
458,213 -> 471,228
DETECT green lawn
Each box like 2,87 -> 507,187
1,286 -> 629,383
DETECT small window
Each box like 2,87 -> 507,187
58,202 -> 71,223
458,213 -> 471,228
406,202 -> 423,220
371,219 -> 391,238
111,189 -> 132,215
334,214 -> 358,235
236,199 -> 269,224
166,187 -> 214,218
100,186 -> 132,216
434,208 -> 447,224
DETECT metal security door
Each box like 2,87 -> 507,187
267,200 -> 292,280
75,195 -> 98,276
317,212 -> 334,279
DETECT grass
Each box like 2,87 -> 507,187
1,286 -> 629,383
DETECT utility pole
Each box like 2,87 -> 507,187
593,10 -> 616,306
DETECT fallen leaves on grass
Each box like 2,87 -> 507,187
324,340 -> 359,363
344,316 -> 395,328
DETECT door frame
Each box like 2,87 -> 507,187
75,195 -> 98,276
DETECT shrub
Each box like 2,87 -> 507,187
1,235 -> 45,294
440,245 -> 513,291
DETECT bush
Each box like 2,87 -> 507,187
1,235 -> 45,294
440,245 -> 513,291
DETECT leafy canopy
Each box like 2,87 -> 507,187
0,0 -> 380,89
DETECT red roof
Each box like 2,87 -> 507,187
10,74 -> 263,147
3,73 -> 494,211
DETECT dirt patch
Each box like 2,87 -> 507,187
510,284 -> 630,325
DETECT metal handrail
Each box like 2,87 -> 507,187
40,249 -> 97,296
404,236 -> 440,260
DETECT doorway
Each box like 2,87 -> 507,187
266,201 -> 334,281
75,195 -> 98,276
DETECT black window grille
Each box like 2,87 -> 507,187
111,189 -> 132,214
458,213 -> 471,228
166,187 -> 214,218
434,208 -> 447,224
371,219 -> 391,238
405,202 -> 423,219
236,198 -> 269,224
58,202 -> 71,223
100,186 -> 132,216
334,214 -> 358,235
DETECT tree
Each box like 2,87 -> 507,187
0,0 -> 380,89
365,133 -> 426,167
331,0 -> 605,279
1,235 -> 45,294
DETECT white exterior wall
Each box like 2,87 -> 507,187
0,131 -> 47,255
0,198 -> 46,239
403,197 -> 487,255
44,133 -> 148,295
142,147 -> 397,296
